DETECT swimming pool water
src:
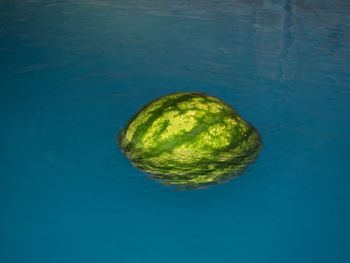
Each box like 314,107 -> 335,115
1,1 -> 350,262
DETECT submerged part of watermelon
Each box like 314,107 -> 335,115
118,92 -> 262,189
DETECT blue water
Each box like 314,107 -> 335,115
1,0 -> 350,262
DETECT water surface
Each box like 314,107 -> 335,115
1,0 -> 350,262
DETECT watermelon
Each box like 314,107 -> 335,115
118,92 -> 262,189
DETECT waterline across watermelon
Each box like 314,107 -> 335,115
118,92 -> 262,189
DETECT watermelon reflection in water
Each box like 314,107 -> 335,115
118,92 -> 262,190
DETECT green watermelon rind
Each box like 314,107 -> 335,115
118,92 -> 262,188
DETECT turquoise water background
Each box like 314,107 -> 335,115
1,0 -> 350,262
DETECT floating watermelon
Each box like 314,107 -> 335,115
118,92 -> 262,189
